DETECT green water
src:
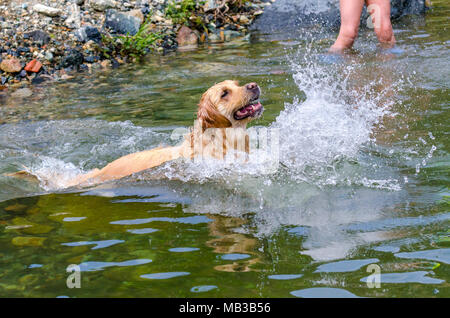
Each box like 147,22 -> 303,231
0,1 -> 449,297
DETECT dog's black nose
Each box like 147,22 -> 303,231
246,82 -> 259,91
246,82 -> 260,99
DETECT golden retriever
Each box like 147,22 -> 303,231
66,80 -> 263,187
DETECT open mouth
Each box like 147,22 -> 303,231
233,100 -> 263,120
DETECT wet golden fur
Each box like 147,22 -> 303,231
66,80 -> 261,187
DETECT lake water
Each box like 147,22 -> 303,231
0,0 -> 448,297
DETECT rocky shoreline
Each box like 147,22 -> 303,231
0,0 -> 272,92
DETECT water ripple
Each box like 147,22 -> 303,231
62,239 -> 124,250
360,271 -> 444,285
291,287 -> 359,298
314,258 -> 379,273
110,215 -> 212,225
169,247 -> 200,252
394,248 -> 450,265
78,259 -> 152,272
141,272 -> 190,279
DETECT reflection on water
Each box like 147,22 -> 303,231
0,1 -> 449,297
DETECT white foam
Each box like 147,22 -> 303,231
8,48 -> 403,196
25,155 -> 84,190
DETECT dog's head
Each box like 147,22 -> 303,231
197,80 -> 263,130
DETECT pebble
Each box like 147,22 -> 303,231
208,33 -> 222,43
104,9 -> 142,35
45,51 -> 54,61
176,26 -> 198,47
204,0 -> 220,12
239,15 -> 250,24
89,0 -> 118,12
151,15 -> 165,23
31,76 -> 49,85
11,236 -> 45,247
100,60 -> 111,68
60,49 -> 84,68
65,3 -> 82,29
11,88 -> 33,98
128,9 -> 145,23
0,0 -> 268,91
24,59 -> 43,73
84,55 -> 95,63
75,26 -> 102,43
0,58 -> 22,73
224,30 -> 241,41
24,30 -> 51,45
33,4 -> 62,17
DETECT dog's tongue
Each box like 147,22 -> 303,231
235,110 -> 245,118
236,108 -> 250,117
236,102 -> 261,118
252,102 -> 262,109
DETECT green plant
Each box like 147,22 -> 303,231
100,17 -> 163,59
165,0 -> 203,25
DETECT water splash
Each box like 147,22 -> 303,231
0,119 -> 164,191
2,44 -> 440,263
146,48 -> 402,193
271,48 -> 401,188
6,47 -> 406,195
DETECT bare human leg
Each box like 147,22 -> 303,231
330,0 -> 365,52
366,0 -> 396,48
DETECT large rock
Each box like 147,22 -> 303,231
33,4 -> 62,17
104,9 -> 142,35
60,49 -> 84,68
65,3 -> 82,29
176,26 -> 198,47
24,30 -> 51,45
390,0 -> 428,18
0,58 -> 22,73
75,26 -> 102,43
251,0 -> 427,35
89,0 -> 117,12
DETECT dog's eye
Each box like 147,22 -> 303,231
221,90 -> 229,98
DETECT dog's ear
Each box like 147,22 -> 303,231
197,92 -> 232,130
